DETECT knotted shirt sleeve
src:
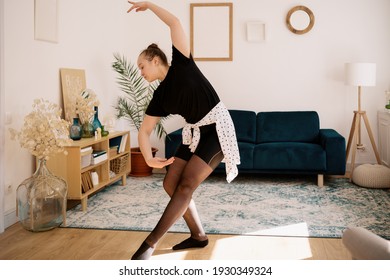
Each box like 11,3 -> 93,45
182,102 -> 240,183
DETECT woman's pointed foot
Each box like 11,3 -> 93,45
131,241 -> 155,260
172,237 -> 209,250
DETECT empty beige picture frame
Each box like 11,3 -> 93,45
34,0 -> 58,43
246,21 -> 266,42
190,3 -> 233,61
60,68 -> 86,122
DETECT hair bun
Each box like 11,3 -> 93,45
148,43 -> 159,49
140,43 -> 168,67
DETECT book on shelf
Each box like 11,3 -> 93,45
109,137 -> 121,152
119,134 -> 128,153
91,150 -> 107,165
81,171 -> 94,193
109,145 -> 118,158
108,134 -> 128,154
93,150 -> 106,157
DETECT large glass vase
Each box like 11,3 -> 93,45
16,159 -> 68,232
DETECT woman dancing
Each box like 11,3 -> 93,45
127,1 -> 240,260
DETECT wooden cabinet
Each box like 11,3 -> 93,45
46,131 -> 131,211
378,111 -> 390,167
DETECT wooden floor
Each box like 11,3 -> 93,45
0,222 -> 351,260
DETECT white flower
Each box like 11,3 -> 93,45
75,88 -> 100,124
9,99 -> 72,160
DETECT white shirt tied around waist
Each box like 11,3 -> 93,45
182,102 -> 241,183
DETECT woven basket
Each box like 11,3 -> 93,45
110,154 -> 129,174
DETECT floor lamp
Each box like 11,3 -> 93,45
345,62 -> 381,179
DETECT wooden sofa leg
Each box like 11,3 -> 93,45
317,174 -> 324,187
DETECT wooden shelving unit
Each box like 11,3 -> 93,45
46,131 -> 131,211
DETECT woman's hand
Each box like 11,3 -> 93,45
127,1 -> 149,13
146,156 -> 175,169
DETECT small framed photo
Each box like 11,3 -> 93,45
34,0 -> 58,43
246,21 -> 266,42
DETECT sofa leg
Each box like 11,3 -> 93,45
317,174 -> 324,187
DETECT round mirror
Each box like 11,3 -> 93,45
286,6 -> 315,35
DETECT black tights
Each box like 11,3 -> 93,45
131,151 -> 224,260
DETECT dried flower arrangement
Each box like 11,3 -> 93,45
9,99 -> 72,160
65,88 -> 100,124
76,89 -> 100,124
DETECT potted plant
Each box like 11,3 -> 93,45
112,53 -> 169,176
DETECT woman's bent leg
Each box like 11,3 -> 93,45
131,155 -> 218,260
163,157 -> 208,241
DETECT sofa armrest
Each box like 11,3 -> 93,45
165,128 -> 183,158
319,129 -> 346,175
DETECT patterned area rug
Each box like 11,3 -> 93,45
63,174 -> 390,239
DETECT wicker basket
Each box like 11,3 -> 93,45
110,153 -> 129,174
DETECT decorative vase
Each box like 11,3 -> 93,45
385,91 -> 390,110
81,122 -> 94,138
69,117 -> 82,140
92,106 -> 102,132
16,159 -> 68,232
130,147 -> 158,177
101,125 -> 109,137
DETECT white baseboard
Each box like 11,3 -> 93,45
4,208 -> 17,229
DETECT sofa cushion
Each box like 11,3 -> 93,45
229,110 -> 257,143
235,142 -> 254,169
253,142 -> 326,171
256,111 -> 320,143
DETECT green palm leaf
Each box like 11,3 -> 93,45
112,53 -> 169,139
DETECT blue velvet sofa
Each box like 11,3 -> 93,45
165,110 -> 346,186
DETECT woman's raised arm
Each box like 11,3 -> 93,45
127,1 -> 190,58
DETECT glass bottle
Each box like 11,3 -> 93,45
101,125 -> 109,137
16,159 -> 68,232
81,122 -> 94,138
385,91 -> 390,109
92,106 -> 102,132
69,117 -> 82,140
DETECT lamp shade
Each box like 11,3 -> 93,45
345,63 -> 376,86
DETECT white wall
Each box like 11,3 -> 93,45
3,0 -> 128,227
2,0 -> 390,228
124,0 -> 390,151
0,0 -> 5,233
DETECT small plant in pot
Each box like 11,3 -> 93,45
112,53 -> 169,176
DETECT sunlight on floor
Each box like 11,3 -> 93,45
151,223 -> 314,260
210,235 -> 313,260
245,222 -> 310,237
151,250 -> 190,260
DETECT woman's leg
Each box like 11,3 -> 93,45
131,152 -> 223,260
162,157 -> 208,242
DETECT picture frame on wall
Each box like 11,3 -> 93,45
246,21 -> 266,42
190,3 -> 233,61
34,0 -> 58,43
